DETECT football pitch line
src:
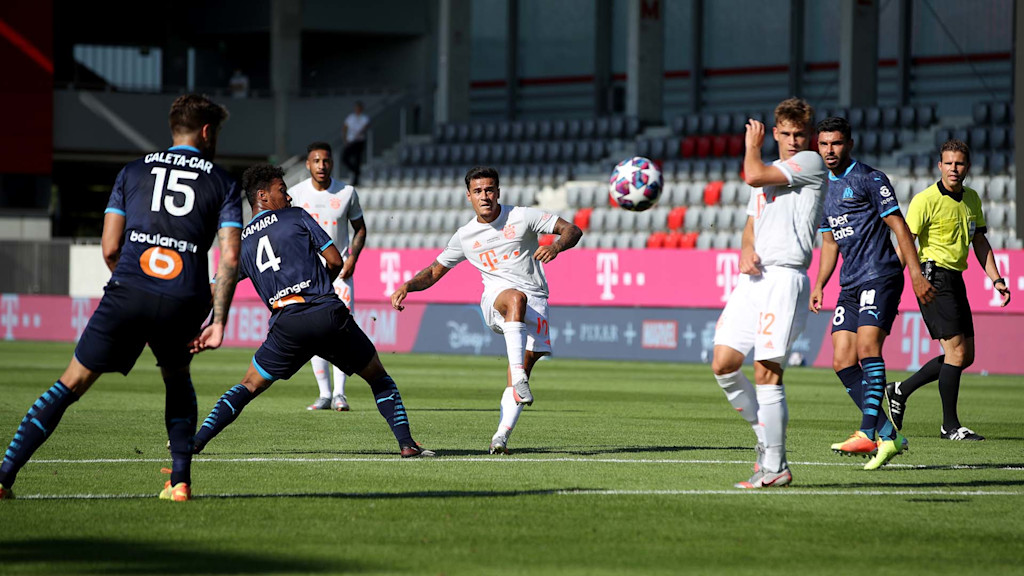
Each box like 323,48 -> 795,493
28,455 -> 1024,471
10,488 -> 1024,501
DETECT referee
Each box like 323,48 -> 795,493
885,139 -> 1011,441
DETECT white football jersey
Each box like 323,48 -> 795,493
746,150 -> 826,269
288,177 -> 363,256
437,205 -> 558,298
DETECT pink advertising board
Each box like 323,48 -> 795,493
333,248 -> 1024,313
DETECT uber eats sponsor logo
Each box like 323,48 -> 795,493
827,214 -> 855,240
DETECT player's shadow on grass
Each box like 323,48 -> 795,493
0,538 -> 356,574
200,488 -> 588,500
803,477 -> 1024,490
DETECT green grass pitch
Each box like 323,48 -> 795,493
0,341 -> 1022,575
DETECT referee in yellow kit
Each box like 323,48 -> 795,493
884,139 -> 1011,441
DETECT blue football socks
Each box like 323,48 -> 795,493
0,381 -> 79,488
194,384 -> 254,453
164,374 -> 198,486
369,375 -> 413,447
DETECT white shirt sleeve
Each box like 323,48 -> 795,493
522,207 -> 558,235
348,188 -> 364,221
775,151 -> 826,188
745,186 -> 759,217
436,232 -> 466,268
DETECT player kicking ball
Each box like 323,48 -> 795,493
390,166 -> 582,454
190,164 -> 434,464
711,98 -> 826,489
811,117 -> 934,471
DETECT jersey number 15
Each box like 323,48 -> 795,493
150,167 -> 198,216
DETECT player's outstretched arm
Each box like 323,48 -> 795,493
885,213 -> 935,304
972,233 -> 1011,306
534,218 -> 582,263
810,232 -> 838,313
101,212 -> 126,272
341,217 -> 366,280
391,260 -> 451,311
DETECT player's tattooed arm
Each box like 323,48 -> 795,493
534,218 -> 582,263
192,227 -> 241,353
341,217 -> 367,280
391,261 -> 450,311
101,212 -> 127,272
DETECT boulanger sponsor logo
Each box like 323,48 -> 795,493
641,320 -> 677,349
129,230 -> 197,253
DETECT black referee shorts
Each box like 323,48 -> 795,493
918,262 -> 974,340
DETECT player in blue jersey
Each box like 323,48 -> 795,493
0,94 -> 242,502
809,117 -> 935,471
189,164 -> 434,460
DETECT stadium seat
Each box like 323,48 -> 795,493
509,121 -> 525,141
989,126 -> 1009,150
879,131 -> 898,154
727,134 -> 744,157
456,124 -> 470,142
860,132 -> 879,155
567,119 -> 582,140
899,105 -> 916,129
988,176 -> 1010,201
710,135 -> 728,157
703,181 -> 723,206
696,137 -> 712,158
679,232 -> 698,249
671,116 -> 686,136
667,206 -> 687,230
647,231 -> 667,248
990,101 -> 1010,125
681,137 -> 697,158
552,119 -> 567,140
973,102 -> 990,125
596,117 -> 611,138
971,127 -> 990,151
581,118 -> 596,139
881,106 -> 900,129
649,206 -> 669,229
987,204 -> 1007,228
989,153 -> 1009,175
573,207 -> 593,231
470,123 -> 485,141
731,206 -> 749,230
626,117 -> 641,138
650,138 -> 667,160
699,113 -> 716,134
524,120 -> 539,141
716,113 -> 733,134
636,139 -> 652,158
610,116 -> 626,139
684,206 -> 703,230
696,233 -> 713,250
712,207 -> 731,230
917,104 -> 936,128
848,108 -> 865,129
663,232 -> 683,249
865,107 -> 882,129
539,234 -> 556,247
497,122 -> 512,142
684,114 -> 702,135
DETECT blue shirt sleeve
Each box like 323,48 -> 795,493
104,169 -> 127,216
218,178 -> 243,229
866,171 -> 901,218
298,209 -> 334,253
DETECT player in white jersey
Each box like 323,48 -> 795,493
711,98 -> 826,488
287,141 -> 366,412
390,166 -> 582,454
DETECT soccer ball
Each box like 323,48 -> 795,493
609,156 -> 663,212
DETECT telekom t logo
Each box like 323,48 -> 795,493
596,253 -> 619,301
71,298 -> 92,341
1,294 -> 19,341
716,254 -> 740,302
380,252 -> 402,298
900,312 -> 930,370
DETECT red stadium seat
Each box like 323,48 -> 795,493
696,136 -> 712,158
539,234 -> 556,246
573,207 -> 593,231
646,231 -> 667,248
680,136 -> 697,158
703,181 -> 723,206
667,206 -> 687,231
663,232 -> 683,249
727,134 -> 744,157
712,135 -> 728,157
679,232 -> 699,249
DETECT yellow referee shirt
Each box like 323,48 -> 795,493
905,181 -> 986,272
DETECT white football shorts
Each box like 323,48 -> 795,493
713,266 -> 809,364
333,275 -> 354,309
481,286 -> 552,354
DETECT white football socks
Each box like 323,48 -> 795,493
495,386 -> 523,441
331,365 -> 347,398
755,384 -> 788,474
311,356 -> 332,399
501,321 -> 528,384
714,369 -> 765,445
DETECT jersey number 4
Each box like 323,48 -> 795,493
150,167 -> 198,216
256,235 -> 282,272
